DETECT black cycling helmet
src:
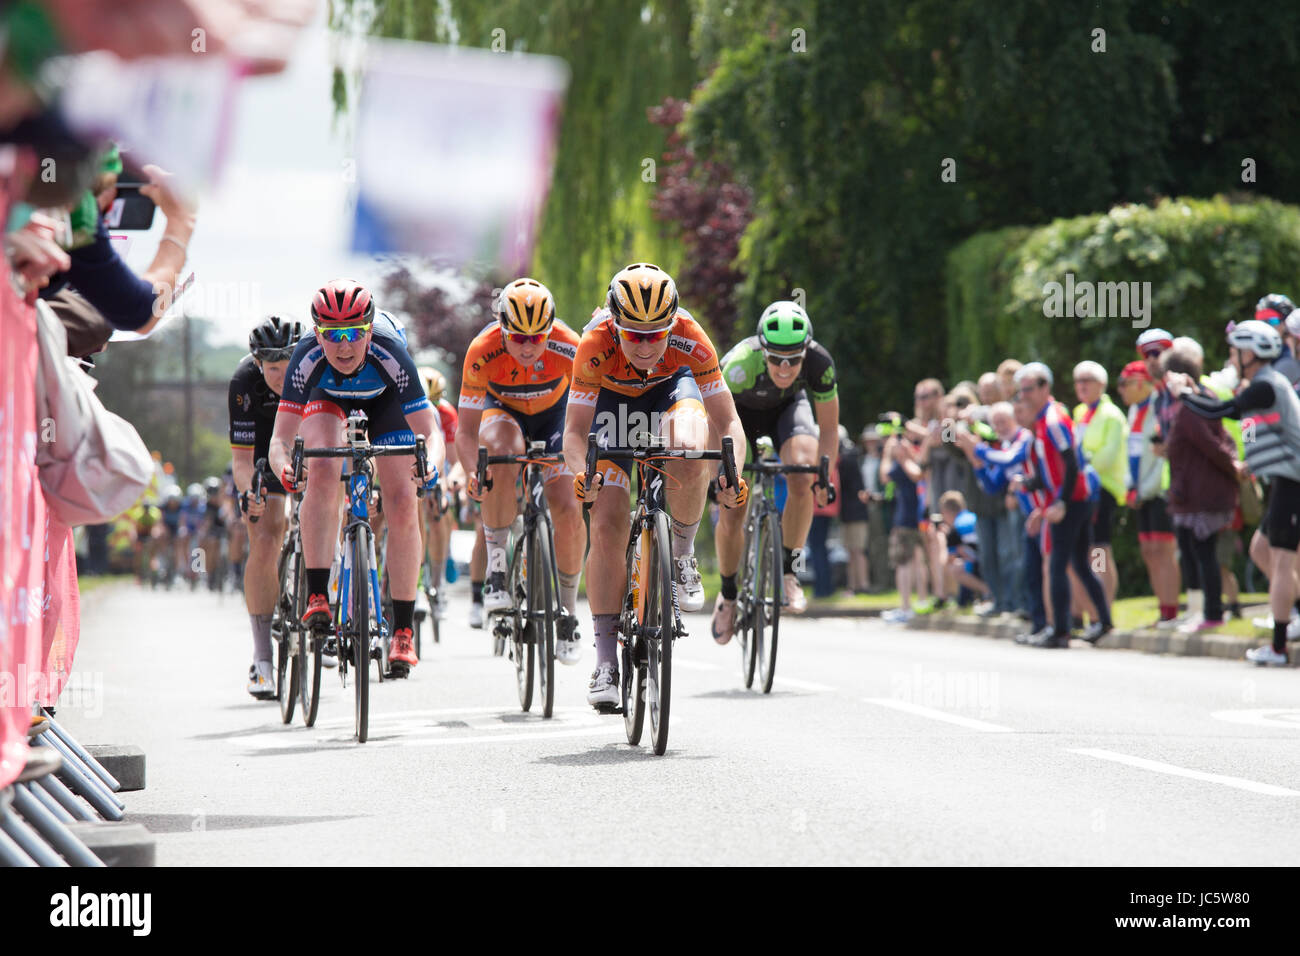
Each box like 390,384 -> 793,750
1255,293 -> 1295,326
204,476 -> 222,495
249,314 -> 302,361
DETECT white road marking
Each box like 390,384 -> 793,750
773,676 -> 838,693
1211,708 -> 1300,730
863,697 -> 1014,733
1070,748 -> 1300,796
673,658 -> 720,671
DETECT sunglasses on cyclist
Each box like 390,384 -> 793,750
504,330 -> 549,345
316,323 -> 372,344
614,320 -> 675,345
253,347 -> 294,363
1140,347 -> 1165,360
763,349 -> 805,369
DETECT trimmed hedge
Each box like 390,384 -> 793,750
945,196 -> 1300,384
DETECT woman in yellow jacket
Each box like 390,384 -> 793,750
1073,360 -> 1127,605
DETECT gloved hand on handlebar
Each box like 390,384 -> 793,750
717,474 -> 748,510
281,465 -> 304,494
573,470 -> 604,502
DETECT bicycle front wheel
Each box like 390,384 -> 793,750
739,512 -> 758,689
352,530 -> 371,743
644,510 -> 675,755
511,536 -> 534,712
531,517 -> 557,719
756,510 -> 782,694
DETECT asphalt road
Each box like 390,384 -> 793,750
59,581 -> 1300,865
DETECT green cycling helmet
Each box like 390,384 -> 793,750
758,301 -> 812,352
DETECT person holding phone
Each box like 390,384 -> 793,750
39,148 -> 195,335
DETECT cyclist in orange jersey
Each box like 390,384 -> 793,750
564,263 -> 747,708
459,278 -> 587,664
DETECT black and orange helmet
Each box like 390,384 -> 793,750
496,278 -> 555,335
606,263 -> 678,327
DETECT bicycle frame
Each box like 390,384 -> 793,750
336,460 -> 386,677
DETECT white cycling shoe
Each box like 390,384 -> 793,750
587,662 -> 620,708
673,555 -> 705,612
1246,645 -> 1289,666
469,602 -> 484,629
247,660 -> 276,700
483,572 -> 512,614
556,615 -> 582,666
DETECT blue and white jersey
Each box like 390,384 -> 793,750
278,311 -> 429,417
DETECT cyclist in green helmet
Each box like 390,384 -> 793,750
710,301 -> 840,640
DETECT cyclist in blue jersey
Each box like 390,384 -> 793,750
268,279 -> 445,672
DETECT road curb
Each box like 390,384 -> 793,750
902,612 -> 1267,660
85,744 -> 146,791
65,821 -> 156,866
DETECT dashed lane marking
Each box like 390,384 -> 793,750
863,697 -> 1014,733
1070,748 -> 1300,796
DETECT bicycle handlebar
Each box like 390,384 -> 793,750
290,436 -> 436,498
249,458 -> 269,524
582,432 -> 738,511
743,454 -> 836,502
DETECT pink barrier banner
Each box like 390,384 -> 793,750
41,510 -> 80,705
0,280 -> 42,789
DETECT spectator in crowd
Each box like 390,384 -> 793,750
1119,357 -> 1180,627
40,150 -> 197,337
881,425 -> 927,623
918,387 -> 979,611
1009,362 -> 1111,647
997,359 -> 1024,401
938,490 -> 989,605
1072,360 -> 1126,607
1255,294 -> 1300,385
1160,339 -> 1238,633
957,401 -> 1028,618
836,425 -> 870,593
1180,321 -> 1298,665
807,446 -> 841,599
977,372 -> 1002,407
860,427 -> 891,592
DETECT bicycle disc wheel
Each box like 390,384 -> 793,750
645,510 -> 675,755
275,547 -> 298,725
353,531 -> 371,743
531,518 -> 556,719
756,511 -> 782,694
511,538 -> 534,712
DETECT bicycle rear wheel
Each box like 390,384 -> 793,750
511,537 -> 534,712
756,511 -> 782,694
531,517 -> 557,719
645,510 -> 675,755
352,530 -> 371,743
275,545 -> 299,724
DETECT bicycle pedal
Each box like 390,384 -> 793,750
387,662 -> 410,679
592,702 -> 623,716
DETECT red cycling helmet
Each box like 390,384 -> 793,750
311,279 -> 375,325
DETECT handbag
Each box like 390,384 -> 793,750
32,298 -> 153,526
1239,475 -> 1263,527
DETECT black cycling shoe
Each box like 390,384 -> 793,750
1081,621 -> 1113,644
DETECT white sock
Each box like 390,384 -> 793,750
484,525 -> 510,578
671,516 -> 700,560
558,570 -> 580,614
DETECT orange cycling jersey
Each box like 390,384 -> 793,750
458,320 -> 580,416
570,308 -> 725,406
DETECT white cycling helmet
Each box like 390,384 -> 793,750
1227,319 -> 1282,360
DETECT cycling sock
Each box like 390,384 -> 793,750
720,573 -> 738,601
1158,603 -> 1177,621
670,517 -> 700,558
558,570 -> 580,614
593,613 -> 621,667
1275,621 -> 1288,654
393,599 -> 415,633
471,580 -> 484,605
307,568 -> 330,599
783,547 -> 796,575
484,525 -> 511,577
249,613 -> 273,663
